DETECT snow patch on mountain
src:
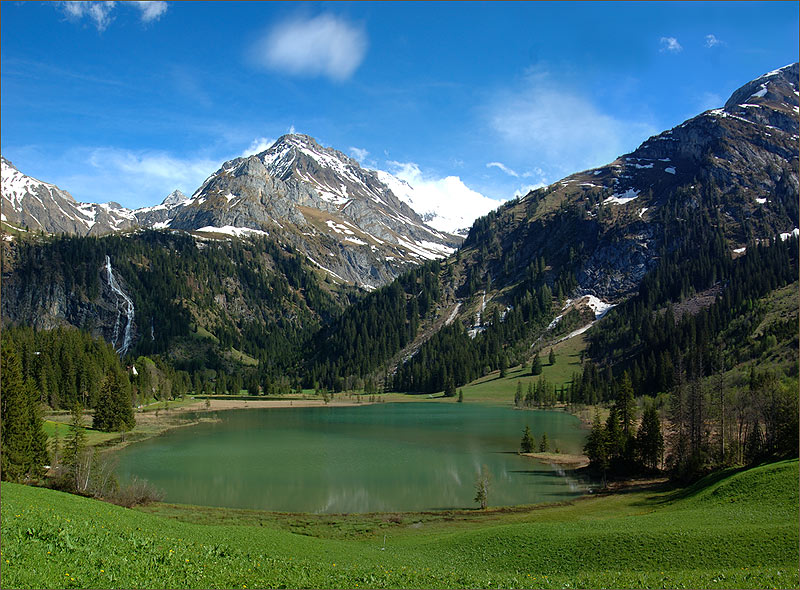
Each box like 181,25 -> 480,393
605,188 -> 640,205
195,225 -> 268,237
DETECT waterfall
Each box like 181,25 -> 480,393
105,255 -> 135,355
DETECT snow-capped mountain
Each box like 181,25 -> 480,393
461,62 -> 799,300
162,134 -> 465,286
1,157 -> 138,235
2,135 -> 499,287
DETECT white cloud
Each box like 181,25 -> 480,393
384,161 -> 501,235
60,1 -> 117,31
251,14 -> 367,81
240,137 -> 275,157
489,72 -> 656,179
705,34 -> 723,48
349,147 -> 369,163
660,37 -> 683,53
130,1 -> 168,23
47,147 -> 221,208
58,1 -> 167,30
486,161 -> 519,177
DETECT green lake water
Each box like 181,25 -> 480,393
115,403 -> 591,513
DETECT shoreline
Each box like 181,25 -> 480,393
113,396 -> 384,454
519,451 -> 590,468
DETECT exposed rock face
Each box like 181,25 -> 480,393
460,63 -> 799,303
165,134 -> 463,286
2,136 -> 469,287
1,253 -> 138,350
1,157 -> 138,235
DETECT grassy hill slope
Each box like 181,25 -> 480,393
2,460 -> 797,589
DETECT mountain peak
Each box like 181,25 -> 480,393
162,189 -> 188,207
724,62 -> 799,109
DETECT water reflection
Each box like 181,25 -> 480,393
116,403 -> 592,513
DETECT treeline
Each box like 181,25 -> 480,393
393,281 -> 556,393
585,233 -> 798,398
308,260 -> 442,390
513,376 -> 568,408
575,227 -> 798,480
583,354 -> 798,482
1,342 -> 49,481
583,373 -> 665,475
3,325 -> 128,411
0,327 -> 140,484
8,230 -> 350,380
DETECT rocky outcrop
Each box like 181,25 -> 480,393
166,134 -> 462,286
1,253 -> 138,350
2,135 -> 469,288
1,157 -> 139,236
453,63 -> 799,306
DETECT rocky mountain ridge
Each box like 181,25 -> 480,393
2,64 -> 797,380
356,62 -> 800,380
161,134 -> 463,286
467,62 -> 798,301
1,157 -> 140,236
2,135 -> 483,287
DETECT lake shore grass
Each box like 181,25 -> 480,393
3,459 -> 797,589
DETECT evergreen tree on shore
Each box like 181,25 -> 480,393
520,425 -> 535,453
93,369 -> 135,433
531,353 -> 542,376
0,344 -> 49,481
636,405 -> 664,470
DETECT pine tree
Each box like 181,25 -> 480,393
444,377 -> 456,397
457,389 -> 464,403
93,373 -> 116,432
605,406 -> 623,460
474,465 -> 490,510
614,372 -> 637,461
514,381 -> 523,407
636,405 -> 664,471
539,432 -> 549,452
93,369 -> 135,432
531,353 -> 542,376
584,412 -> 609,474
520,425 -> 535,453
0,344 -> 48,481
548,348 -> 556,365
64,403 -> 88,491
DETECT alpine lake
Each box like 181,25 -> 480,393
115,402 -> 591,513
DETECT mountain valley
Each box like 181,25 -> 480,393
2,64 -> 797,395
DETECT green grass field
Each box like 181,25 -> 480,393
2,459 -> 797,589
455,333 -> 588,405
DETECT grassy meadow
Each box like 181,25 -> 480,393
2,459 -> 797,589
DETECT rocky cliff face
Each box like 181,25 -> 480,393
1,249 -> 139,354
1,157 -> 139,236
162,134 -> 462,287
445,62 -> 799,324
2,135 -> 470,288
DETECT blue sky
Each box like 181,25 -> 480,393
2,1 -> 798,209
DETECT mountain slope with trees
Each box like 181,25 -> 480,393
305,64 -> 798,395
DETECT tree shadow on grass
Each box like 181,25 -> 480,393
641,465 -> 747,506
